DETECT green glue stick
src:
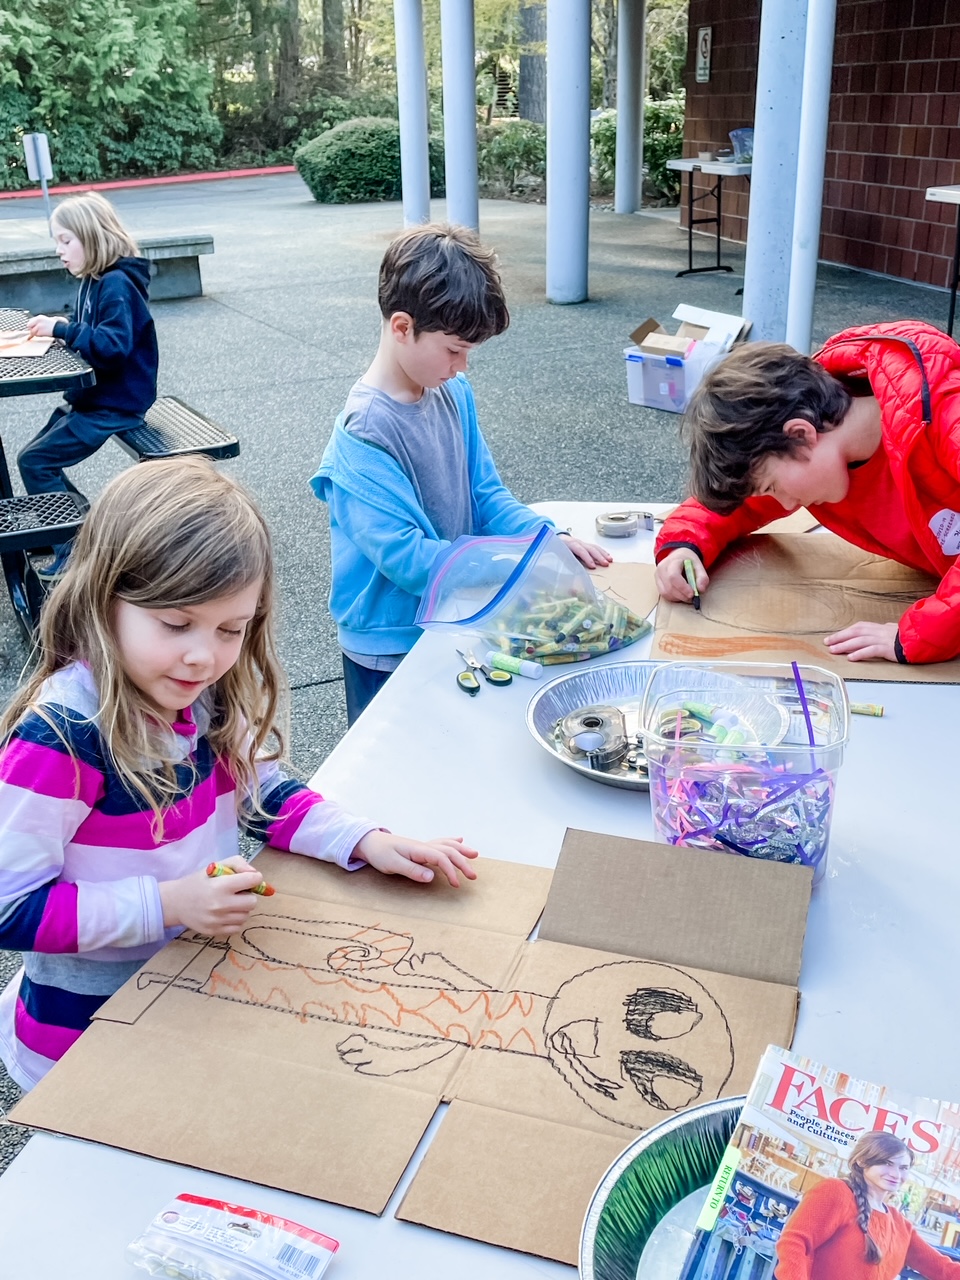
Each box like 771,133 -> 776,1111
484,650 -> 542,679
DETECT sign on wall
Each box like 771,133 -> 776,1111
696,27 -> 712,84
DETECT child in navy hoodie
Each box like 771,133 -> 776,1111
24,192 -> 158,578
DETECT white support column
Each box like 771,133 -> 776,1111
394,0 -> 431,225
440,0 -> 479,230
614,0 -> 646,214
546,0 -> 591,302
741,0 -> 809,341
785,0 -> 838,353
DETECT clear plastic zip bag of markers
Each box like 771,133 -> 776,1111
127,1193 -> 339,1280
415,522 -> 650,664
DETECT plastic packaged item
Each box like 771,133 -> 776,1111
415,523 -> 650,664
126,1193 -> 339,1280
484,650 -> 542,679
728,127 -> 754,162
640,662 -> 848,881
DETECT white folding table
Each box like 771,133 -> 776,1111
0,501 -> 957,1279
666,159 -> 752,277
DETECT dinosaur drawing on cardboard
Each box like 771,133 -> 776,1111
137,911 -> 734,1132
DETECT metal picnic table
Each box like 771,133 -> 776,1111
0,307 -> 93,639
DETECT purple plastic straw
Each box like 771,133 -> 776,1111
791,660 -> 818,774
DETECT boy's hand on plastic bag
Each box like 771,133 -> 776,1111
655,548 -> 709,602
354,831 -> 479,887
159,856 -> 263,937
824,620 -> 898,663
559,534 -> 613,569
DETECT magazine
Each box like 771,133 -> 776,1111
680,1045 -> 960,1280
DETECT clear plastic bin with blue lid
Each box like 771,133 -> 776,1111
640,661 -> 849,881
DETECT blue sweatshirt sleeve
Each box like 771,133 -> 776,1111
326,468 -> 451,597
55,276 -> 136,369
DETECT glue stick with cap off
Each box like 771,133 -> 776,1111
484,650 -> 542,679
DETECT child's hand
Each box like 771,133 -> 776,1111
354,831 -> 479,887
655,548 -> 709,602
158,856 -> 264,937
824,621 -> 899,663
26,315 -> 59,339
560,535 -> 613,569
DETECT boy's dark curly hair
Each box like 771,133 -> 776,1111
684,343 -> 852,514
378,222 -> 509,344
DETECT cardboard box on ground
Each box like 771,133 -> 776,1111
652,526 -> 960,683
10,831 -> 812,1267
624,304 -> 751,413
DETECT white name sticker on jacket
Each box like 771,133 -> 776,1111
929,508 -> 960,556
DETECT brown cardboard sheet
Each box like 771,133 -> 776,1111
14,1023 -> 436,1213
252,848 -> 552,938
538,829 -> 811,985
11,833 -> 810,1264
397,1102 -> 628,1264
591,560 -> 660,621
652,529 -> 960,682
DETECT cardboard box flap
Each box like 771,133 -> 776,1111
11,1023 -> 437,1215
639,331 -> 696,358
672,302 -> 751,348
537,829 -> 811,986
397,1100 -> 628,1266
629,317 -> 664,347
252,850 -> 552,938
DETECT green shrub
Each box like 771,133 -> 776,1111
591,110 -> 617,194
220,84 -> 398,166
644,94 -> 685,199
294,116 -> 444,204
587,93 -> 686,202
476,119 -> 545,197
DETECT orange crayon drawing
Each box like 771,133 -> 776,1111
138,913 -> 735,1131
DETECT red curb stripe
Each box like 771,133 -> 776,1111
0,165 -> 298,201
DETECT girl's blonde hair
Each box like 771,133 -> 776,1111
51,191 -> 140,279
1,458 -> 285,829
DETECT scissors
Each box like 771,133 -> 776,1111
455,648 -> 512,695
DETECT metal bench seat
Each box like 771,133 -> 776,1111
0,491 -> 85,554
116,397 -> 240,462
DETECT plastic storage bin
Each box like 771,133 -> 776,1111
640,662 -> 849,880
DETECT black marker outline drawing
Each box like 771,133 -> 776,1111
138,912 -> 736,1131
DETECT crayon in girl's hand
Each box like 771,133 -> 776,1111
683,558 -> 701,611
205,861 -> 275,896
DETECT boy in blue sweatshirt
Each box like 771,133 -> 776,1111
312,223 -> 610,724
25,192 -> 158,578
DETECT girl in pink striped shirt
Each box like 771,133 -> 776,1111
0,457 -> 476,1089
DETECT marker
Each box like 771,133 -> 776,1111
205,861 -> 275,896
683,558 -> 701,611
849,702 -> 884,717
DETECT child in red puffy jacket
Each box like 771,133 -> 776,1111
654,321 -> 960,665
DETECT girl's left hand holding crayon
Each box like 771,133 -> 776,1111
824,620 -> 898,663
353,831 -> 479,887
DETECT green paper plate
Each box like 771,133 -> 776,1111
580,1096 -> 744,1280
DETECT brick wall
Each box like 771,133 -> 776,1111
679,0 -> 759,245
680,0 -> 960,288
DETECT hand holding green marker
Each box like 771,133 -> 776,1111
683,558 -> 701,610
